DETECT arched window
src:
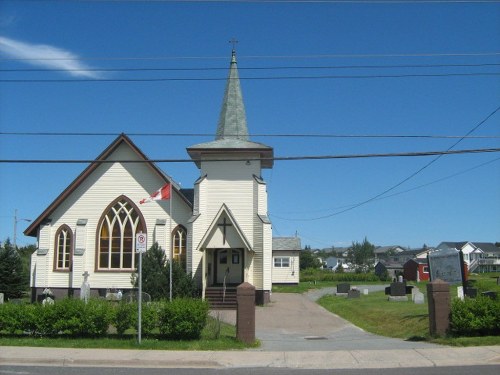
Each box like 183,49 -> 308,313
172,226 -> 187,270
97,197 -> 145,270
54,225 -> 73,271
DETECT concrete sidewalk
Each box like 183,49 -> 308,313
1,346 -> 500,369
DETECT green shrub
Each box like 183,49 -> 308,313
158,298 -> 209,340
140,302 -> 160,336
300,269 -> 379,282
0,302 -> 23,333
450,296 -> 500,337
113,301 -> 136,335
80,299 -> 112,336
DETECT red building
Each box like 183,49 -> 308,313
403,258 -> 429,281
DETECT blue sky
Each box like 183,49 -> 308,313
1,0 -> 499,249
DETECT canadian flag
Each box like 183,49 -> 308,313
140,183 -> 171,204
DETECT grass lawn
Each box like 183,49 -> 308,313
0,317 -> 257,350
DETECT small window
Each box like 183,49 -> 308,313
55,225 -> 73,271
423,266 -> 429,273
274,256 -> 290,268
219,250 -> 227,264
232,252 -> 240,264
173,226 -> 187,271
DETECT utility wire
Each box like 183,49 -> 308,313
6,0 -> 500,4
2,52 -> 499,62
2,72 -> 500,82
3,63 -> 500,73
271,156 -> 500,217
270,104 -> 500,221
1,147 -> 498,164
1,131 -> 499,139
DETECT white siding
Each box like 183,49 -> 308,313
31,143 -> 192,292
272,251 -> 300,284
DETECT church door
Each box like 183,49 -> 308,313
215,249 -> 243,285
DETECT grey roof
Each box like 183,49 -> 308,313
273,237 -> 302,251
374,245 -> 405,254
439,241 -> 470,250
187,50 -> 273,168
472,242 -> 500,254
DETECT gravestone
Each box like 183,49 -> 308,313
336,283 -> 350,296
481,291 -> 497,300
428,248 -> 464,285
80,271 -> 90,303
0,293 -> 3,304
414,292 -> 425,304
465,288 -> 477,298
363,289 -> 368,295
457,286 -> 465,301
388,282 -> 408,302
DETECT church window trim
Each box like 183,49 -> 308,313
96,196 -> 146,272
172,225 -> 187,271
54,224 -> 73,272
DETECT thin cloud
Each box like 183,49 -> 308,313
0,36 -> 100,78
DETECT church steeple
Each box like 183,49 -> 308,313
215,48 -> 249,141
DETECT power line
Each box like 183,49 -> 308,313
1,131 -> 499,139
2,72 -> 500,83
271,156 -> 500,217
1,147 -> 498,164
3,63 -> 500,73
274,104 -> 500,221
2,52 -> 499,62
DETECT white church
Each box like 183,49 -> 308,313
25,50 -> 300,305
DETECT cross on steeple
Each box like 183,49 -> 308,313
218,217 -> 233,245
229,38 -> 238,51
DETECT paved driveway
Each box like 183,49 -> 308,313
214,288 -> 443,351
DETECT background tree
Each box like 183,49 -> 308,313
299,250 -> 322,270
132,242 -> 198,300
346,237 -> 375,273
0,239 -> 28,300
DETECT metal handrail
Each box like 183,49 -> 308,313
223,267 -> 230,303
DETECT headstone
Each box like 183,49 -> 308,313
337,283 -> 350,295
348,289 -> 360,299
80,271 -> 90,303
0,293 -> 3,304
465,288 -> 477,298
411,286 -> 420,301
388,282 -> 408,301
363,289 -> 368,295
398,275 -> 403,283
481,291 -> 497,300
390,282 -> 406,296
414,292 -> 425,304
457,286 -> 464,301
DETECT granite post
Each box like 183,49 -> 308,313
427,279 -> 451,336
236,282 -> 256,344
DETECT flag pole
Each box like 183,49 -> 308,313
169,181 -> 173,302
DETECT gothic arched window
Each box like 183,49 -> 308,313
97,197 -> 145,270
54,225 -> 73,271
172,226 -> 187,271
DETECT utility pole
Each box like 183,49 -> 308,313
13,209 -> 31,249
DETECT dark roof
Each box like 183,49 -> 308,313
272,237 -> 301,251
24,134 -> 192,237
473,242 -> 500,254
376,260 -> 403,269
440,242 -> 470,250
404,258 -> 428,265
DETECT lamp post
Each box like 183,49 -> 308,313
13,209 -> 31,249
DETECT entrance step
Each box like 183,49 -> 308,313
205,287 -> 237,310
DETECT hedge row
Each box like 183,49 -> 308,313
0,297 -> 209,339
300,269 -> 380,282
449,296 -> 500,337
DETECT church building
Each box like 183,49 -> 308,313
25,50 -> 298,305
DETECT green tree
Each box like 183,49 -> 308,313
346,237 -> 375,273
299,250 -> 322,270
132,242 -> 198,300
0,239 -> 27,300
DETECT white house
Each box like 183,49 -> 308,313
272,237 -> 300,285
25,50 -> 286,304
436,242 -> 483,267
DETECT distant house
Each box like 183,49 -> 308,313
324,256 -> 350,272
374,246 -> 405,262
374,260 -> 403,280
469,242 -> 500,273
437,242 -> 484,271
403,258 -> 430,282
272,237 -> 300,285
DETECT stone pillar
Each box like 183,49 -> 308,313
427,279 -> 451,336
236,282 -> 256,344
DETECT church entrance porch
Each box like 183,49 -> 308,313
214,248 -> 244,286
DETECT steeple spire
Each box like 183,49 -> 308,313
215,47 -> 249,141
